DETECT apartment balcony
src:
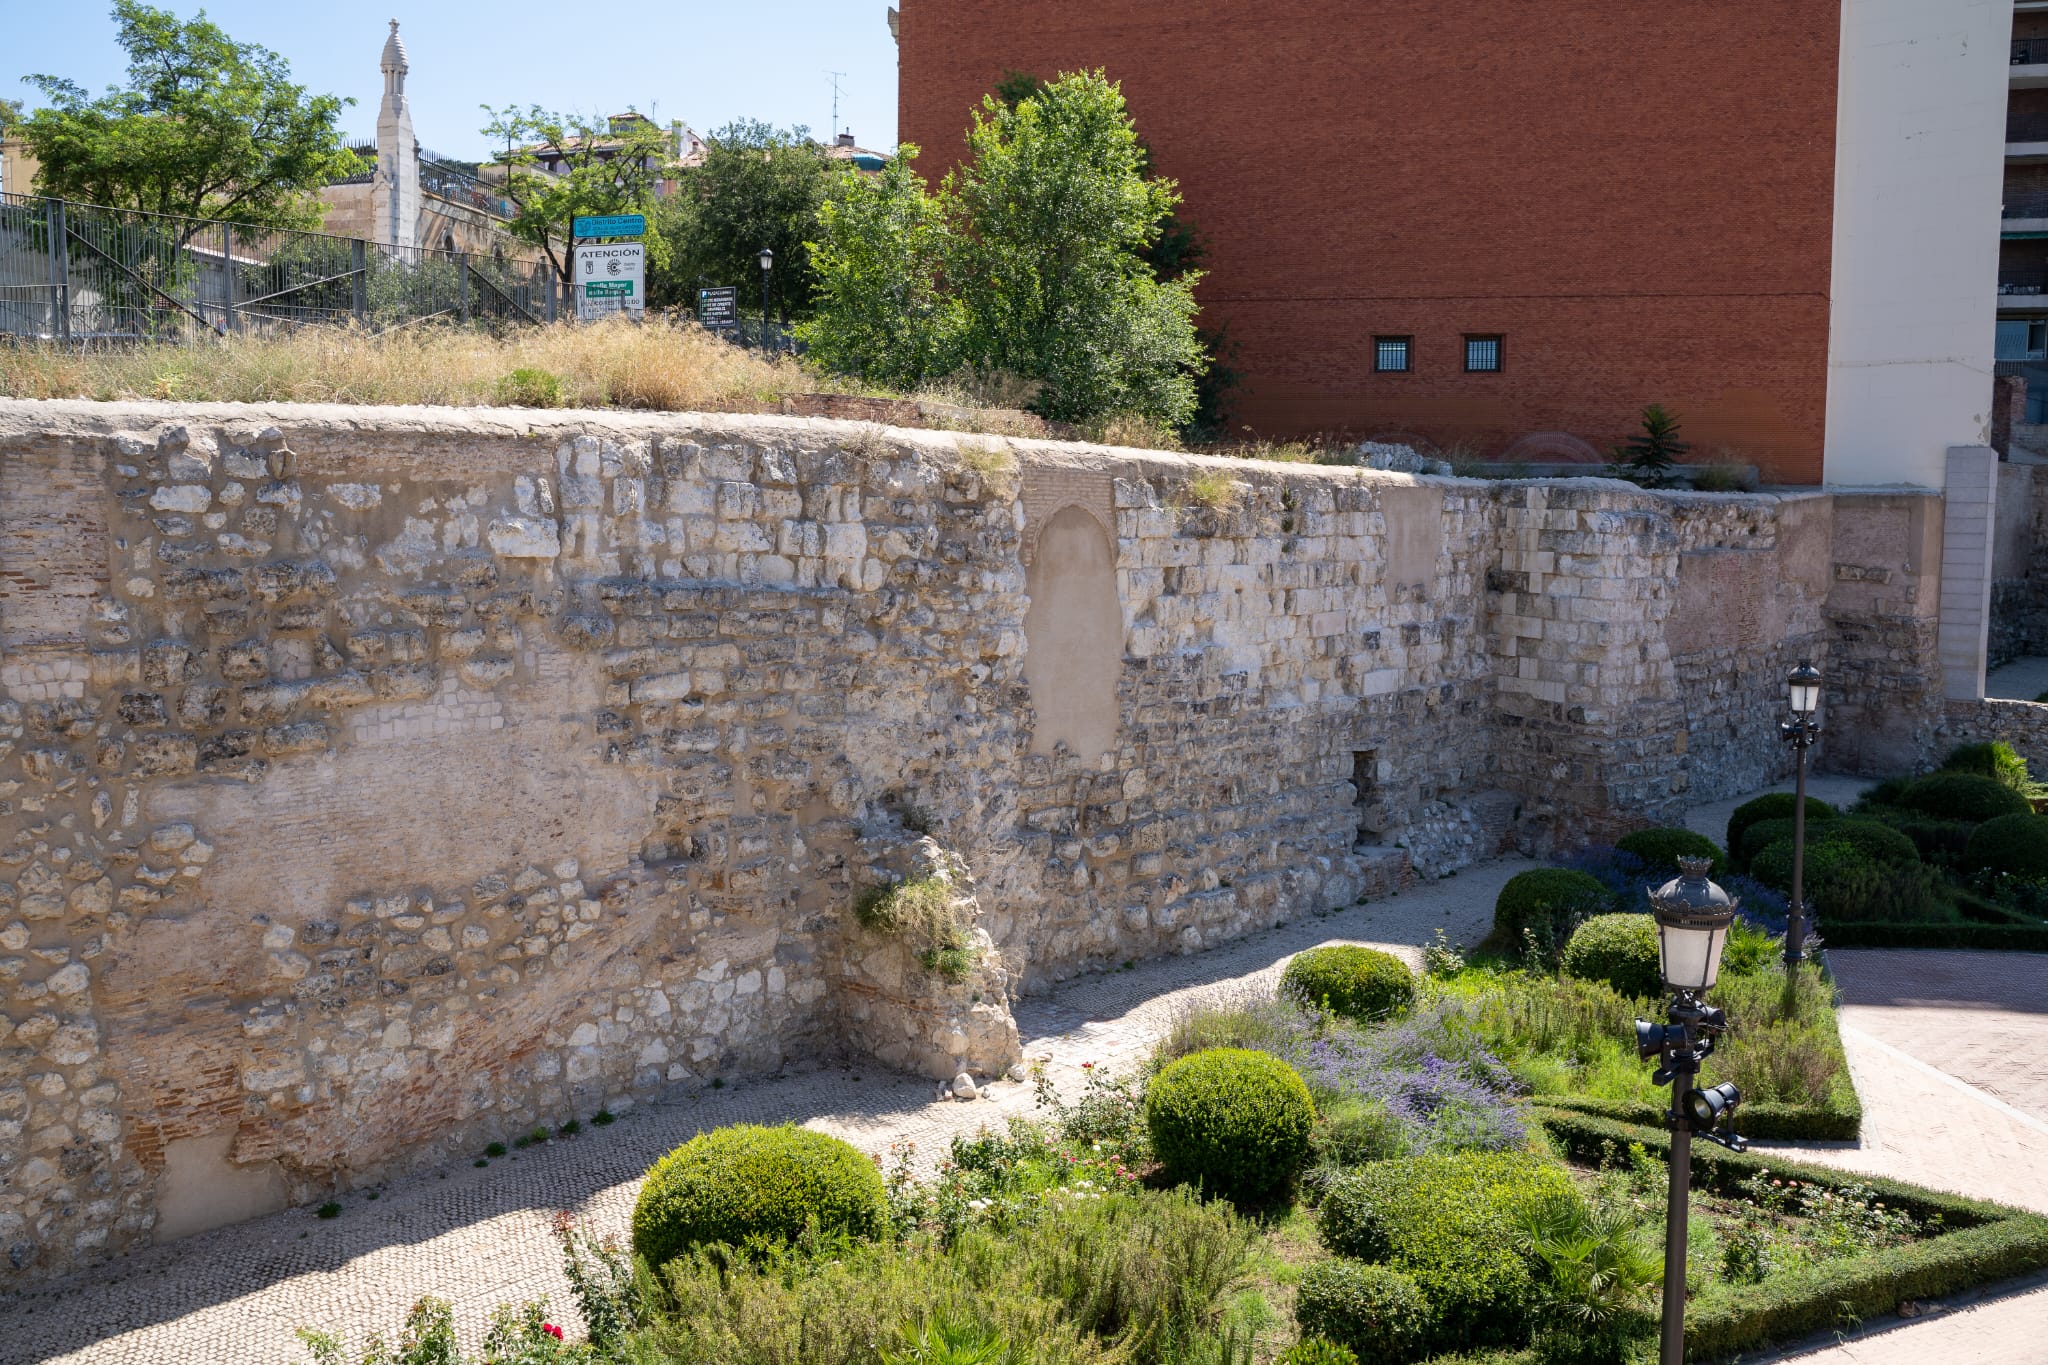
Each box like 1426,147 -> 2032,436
2000,271 -> 2048,313
2015,36 -> 2048,88
2002,189 -> 2048,234
2012,110 -> 2048,158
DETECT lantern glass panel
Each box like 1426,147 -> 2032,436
1656,919 -> 1728,993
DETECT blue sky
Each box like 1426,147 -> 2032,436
6,1 -> 903,160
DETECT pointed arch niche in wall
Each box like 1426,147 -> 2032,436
1021,504 -> 1123,764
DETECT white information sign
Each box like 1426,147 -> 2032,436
573,242 -> 646,320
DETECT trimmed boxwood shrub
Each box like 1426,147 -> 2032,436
1964,811 -> 2048,878
1859,806 -> 1978,867
1317,1151 -> 1575,1351
1725,793 -> 1836,863
631,1124 -> 887,1269
1146,1048 -> 1315,1201
1280,945 -> 1415,1022
1293,1260 -> 1430,1364
1493,868 -> 1610,953
1812,817 -> 1919,867
1941,740 -> 2034,792
1560,913 -> 1662,999
1754,842 -> 1950,923
1823,921 -> 2048,950
1898,772 -> 2031,824
1615,826 -> 1725,878
1735,816 -> 1797,872
1533,1107 -> 2048,1365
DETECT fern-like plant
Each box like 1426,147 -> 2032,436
1614,404 -> 1690,487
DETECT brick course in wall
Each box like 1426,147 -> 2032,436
0,401 -> 1947,1281
895,0 -> 1840,481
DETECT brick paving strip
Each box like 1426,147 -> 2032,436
9,808 -> 2048,1364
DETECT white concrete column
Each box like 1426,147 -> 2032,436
1939,445 -> 2000,700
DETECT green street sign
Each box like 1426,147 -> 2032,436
585,280 -> 636,298
572,214 -> 646,239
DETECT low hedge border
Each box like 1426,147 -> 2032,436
1821,922 -> 2048,951
1534,1108 -> 2048,1363
1536,1089 -> 1861,1142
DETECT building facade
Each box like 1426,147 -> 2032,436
898,0 -> 2008,489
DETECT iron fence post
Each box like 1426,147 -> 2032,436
351,239 -> 367,324
544,259 -> 558,323
47,198 -> 71,346
460,253 -> 470,323
222,223 -> 238,334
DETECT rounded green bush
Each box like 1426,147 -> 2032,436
1317,1152 -> 1573,1351
1748,838 -> 1797,892
1941,741 -> 2033,792
1813,817 -> 1918,867
1279,1340 -> 1362,1365
1767,843 -> 1949,924
630,1123 -> 887,1269
1561,913 -> 1662,999
1280,945 -> 1415,1022
1735,816 -> 1797,872
1964,812 -> 2048,878
1898,772 -> 2031,824
1493,869 -> 1611,953
1145,1048 -> 1315,1202
1725,793 -> 1836,861
1615,827 -> 1725,878
1293,1260 -> 1430,1365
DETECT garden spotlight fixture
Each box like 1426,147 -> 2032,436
1780,660 -> 1823,965
757,246 -> 775,352
1635,856 -> 1746,1365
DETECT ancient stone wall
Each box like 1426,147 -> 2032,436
1990,461 -> 2048,668
0,402 -> 1947,1279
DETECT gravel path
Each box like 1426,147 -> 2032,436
12,780 -> 2048,1365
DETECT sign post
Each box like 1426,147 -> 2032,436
573,242 -> 646,321
697,285 -> 738,332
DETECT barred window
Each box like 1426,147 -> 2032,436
1374,336 -> 1411,372
1465,335 -> 1503,372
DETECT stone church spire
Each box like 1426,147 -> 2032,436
371,19 -> 419,250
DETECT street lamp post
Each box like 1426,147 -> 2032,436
1780,661 -> 1823,966
1636,857 -> 1747,1365
757,246 -> 775,353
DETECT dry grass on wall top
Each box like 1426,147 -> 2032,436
0,318 -> 851,413
953,438 -> 1019,497
852,876 -> 978,980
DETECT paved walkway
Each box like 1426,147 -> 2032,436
11,782 -> 2048,1365
1986,656 -> 2048,703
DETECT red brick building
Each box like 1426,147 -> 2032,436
896,1 -> 1843,482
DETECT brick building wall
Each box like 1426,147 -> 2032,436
897,0 -> 1841,483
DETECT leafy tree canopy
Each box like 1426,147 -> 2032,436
648,121 -> 832,319
481,106 -> 674,289
19,1 -> 361,238
803,70 -> 1206,429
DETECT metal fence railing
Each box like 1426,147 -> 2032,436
2004,189 -> 2048,221
0,191 -> 558,346
2017,37 -> 2048,66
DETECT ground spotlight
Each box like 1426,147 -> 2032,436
1684,1081 -> 1741,1128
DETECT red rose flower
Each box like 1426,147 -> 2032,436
542,1323 -> 563,1340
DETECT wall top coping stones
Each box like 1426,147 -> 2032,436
0,399 -> 1937,509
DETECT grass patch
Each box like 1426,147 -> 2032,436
852,875 -> 979,982
954,438 -> 1020,497
1180,469 -> 1242,511
0,317 -> 847,412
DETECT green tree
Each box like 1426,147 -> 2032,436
0,97 -> 23,133
648,121 -> 832,320
481,106 -> 673,299
19,1 -> 361,241
797,145 -> 963,385
1615,403 -> 1691,486
947,71 -> 1206,426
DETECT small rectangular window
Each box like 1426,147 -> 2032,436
1374,336 -> 1411,373
1465,335 -> 1503,372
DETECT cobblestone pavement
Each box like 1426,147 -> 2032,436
14,806 -> 2048,1365
6,859 -> 1524,1365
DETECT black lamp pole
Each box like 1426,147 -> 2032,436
1638,858 -> 1745,1365
1780,662 -> 1823,966
757,246 -> 774,353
